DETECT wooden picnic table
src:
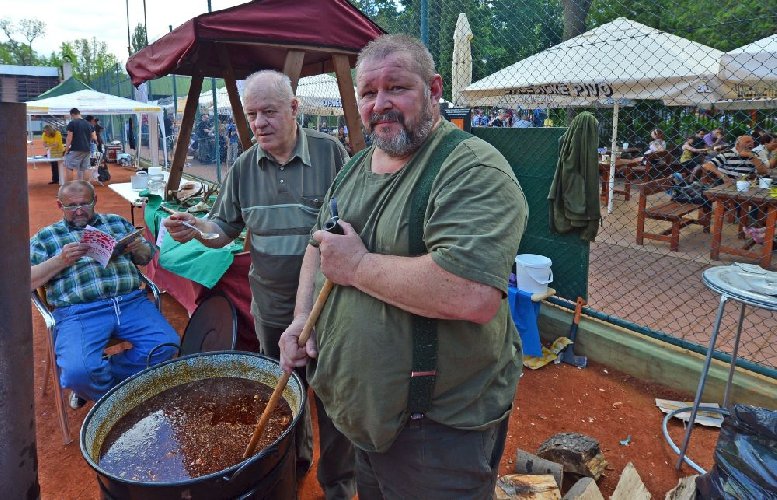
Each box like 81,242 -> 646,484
599,157 -> 644,205
704,184 -> 777,268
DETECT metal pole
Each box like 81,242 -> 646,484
420,0 -> 429,45
0,102 -> 40,499
170,25 -> 178,126
170,26 -> 179,168
607,102 -> 619,215
116,63 -> 126,145
208,0 -> 221,183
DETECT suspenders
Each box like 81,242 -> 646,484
329,128 -> 471,415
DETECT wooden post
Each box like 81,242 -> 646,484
167,75 -> 203,199
332,54 -> 366,153
218,47 -> 252,152
0,102 -> 40,498
282,50 -> 306,92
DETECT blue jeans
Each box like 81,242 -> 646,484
52,290 -> 179,401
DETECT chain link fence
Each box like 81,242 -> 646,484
85,1 -> 776,373
357,0 -> 776,372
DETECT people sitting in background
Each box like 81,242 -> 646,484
679,129 -> 709,169
700,135 -> 769,185
336,124 -> 353,155
513,113 -> 534,128
532,108 -> 547,127
506,109 -> 515,127
752,133 -> 777,170
42,124 -> 65,185
489,109 -> 508,127
195,113 -> 215,163
29,181 -> 179,409
644,128 -> 666,154
750,126 -> 766,143
196,113 -> 213,139
703,127 -> 726,151
471,108 -> 488,127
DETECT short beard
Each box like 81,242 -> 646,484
368,101 -> 435,158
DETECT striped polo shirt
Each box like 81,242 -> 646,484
708,148 -> 757,179
208,125 -> 348,327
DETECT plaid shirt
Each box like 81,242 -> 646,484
30,214 -> 154,308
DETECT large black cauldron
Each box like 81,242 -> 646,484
80,352 -> 305,499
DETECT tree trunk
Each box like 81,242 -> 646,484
562,0 -> 593,41
562,0 -> 593,123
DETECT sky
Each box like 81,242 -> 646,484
3,0 -> 248,64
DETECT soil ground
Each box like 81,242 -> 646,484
25,142 -> 719,498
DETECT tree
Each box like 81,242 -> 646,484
62,38 -> 120,84
587,0 -> 776,51
0,17 -> 45,65
130,24 -> 149,55
562,0 -> 593,41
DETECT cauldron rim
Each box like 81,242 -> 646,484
79,351 -> 305,489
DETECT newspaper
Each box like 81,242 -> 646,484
80,226 -> 142,267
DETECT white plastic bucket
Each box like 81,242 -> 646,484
515,254 -> 553,294
131,171 -> 148,190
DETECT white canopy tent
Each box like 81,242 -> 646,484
719,34 -> 777,85
461,17 -> 723,108
711,34 -> 777,110
198,86 -> 233,115
461,18 -> 724,213
193,75 -> 355,118
26,89 -> 168,167
296,74 -> 355,116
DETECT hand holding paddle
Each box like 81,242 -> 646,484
243,200 -> 343,459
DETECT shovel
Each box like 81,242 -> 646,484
560,297 -> 587,368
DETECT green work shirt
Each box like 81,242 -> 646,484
209,125 -> 348,327
309,120 -> 528,453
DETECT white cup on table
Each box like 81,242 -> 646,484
758,177 -> 772,189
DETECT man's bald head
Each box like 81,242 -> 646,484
58,180 -> 95,203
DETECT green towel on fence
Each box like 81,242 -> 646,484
144,195 -> 242,288
548,112 -> 601,241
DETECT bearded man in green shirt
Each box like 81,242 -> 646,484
280,34 -> 528,498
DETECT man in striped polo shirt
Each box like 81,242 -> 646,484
165,70 -> 355,498
701,135 -> 769,184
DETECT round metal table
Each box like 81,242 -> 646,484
666,264 -> 777,473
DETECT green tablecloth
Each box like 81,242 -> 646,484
144,194 -> 245,288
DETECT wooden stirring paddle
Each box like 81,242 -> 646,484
243,198 -> 343,459
243,279 -> 333,459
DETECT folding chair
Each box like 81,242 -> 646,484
31,268 -> 161,445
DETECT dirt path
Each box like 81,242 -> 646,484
25,142 -> 718,498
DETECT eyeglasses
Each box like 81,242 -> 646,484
61,201 -> 95,212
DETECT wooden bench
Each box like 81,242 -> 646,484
636,177 -> 711,251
